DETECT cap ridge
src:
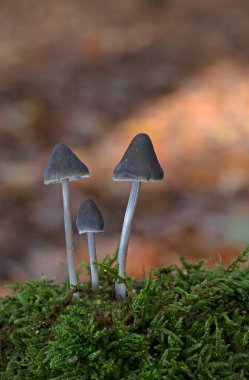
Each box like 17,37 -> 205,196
44,143 -> 90,184
76,198 -> 104,233
113,133 -> 164,182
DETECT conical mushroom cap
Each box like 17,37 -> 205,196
113,133 -> 164,181
44,143 -> 90,185
76,199 -> 104,233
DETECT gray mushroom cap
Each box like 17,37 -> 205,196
113,133 -> 164,182
44,143 -> 90,185
76,199 -> 104,234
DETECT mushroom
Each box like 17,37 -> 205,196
76,199 -> 104,292
43,143 -> 90,288
113,133 -> 164,299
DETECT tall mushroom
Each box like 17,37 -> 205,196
43,143 -> 89,288
113,133 -> 164,300
76,199 -> 104,292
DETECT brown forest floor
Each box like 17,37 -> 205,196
1,0 -> 249,295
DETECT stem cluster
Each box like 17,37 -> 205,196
44,134 -> 164,300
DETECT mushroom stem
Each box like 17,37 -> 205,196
115,180 -> 141,299
87,232 -> 99,292
61,179 -> 77,287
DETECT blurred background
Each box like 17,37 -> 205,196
1,0 -> 249,294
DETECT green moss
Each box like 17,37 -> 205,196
1,249 -> 249,379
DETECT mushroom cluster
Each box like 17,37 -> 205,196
43,133 -> 164,300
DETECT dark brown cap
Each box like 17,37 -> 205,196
44,143 -> 90,185
113,133 -> 164,182
76,199 -> 104,233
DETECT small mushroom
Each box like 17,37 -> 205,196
44,143 -> 89,288
76,199 -> 104,292
113,133 -> 164,299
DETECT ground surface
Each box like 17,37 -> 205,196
1,253 -> 249,379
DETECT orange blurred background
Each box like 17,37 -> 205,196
1,1 -> 249,295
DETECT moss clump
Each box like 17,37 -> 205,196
1,250 -> 249,379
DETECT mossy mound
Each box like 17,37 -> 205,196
1,250 -> 249,380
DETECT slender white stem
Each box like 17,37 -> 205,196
61,179 -> 77,287
115,181 -> 141,300
87,232 -> 99,292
